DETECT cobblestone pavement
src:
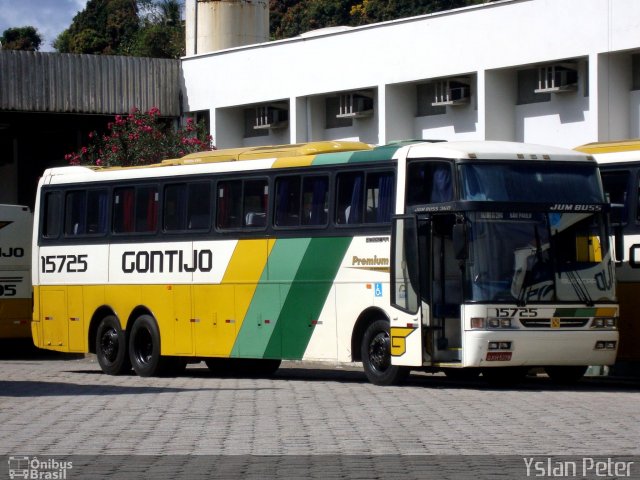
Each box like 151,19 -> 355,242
1,348 -> 639,479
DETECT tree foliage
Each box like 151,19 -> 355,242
270,0 -> 493,39
65,107 -> 213,167
54,0 -> 184,58
0,26 -> 43,51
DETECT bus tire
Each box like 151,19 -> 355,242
95,315 -> 131,375
129,314 -> 167,377
545,366 -> 587,384
361,319 -> 409,386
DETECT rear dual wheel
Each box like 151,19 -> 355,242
96,315 -> 131,375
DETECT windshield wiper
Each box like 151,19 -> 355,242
564,270 -> 594,306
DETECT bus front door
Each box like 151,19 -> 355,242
389,215 -> 426,368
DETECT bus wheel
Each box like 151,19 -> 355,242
129,314 -> 167,377
95,315 -> 131,375
545,366 -> 587,384
361,319 -> 409,386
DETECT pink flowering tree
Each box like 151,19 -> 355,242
65,107 -> 213,167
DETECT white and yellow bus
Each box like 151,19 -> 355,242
1,204 -> 33,339
31,140 -> 618,384
576,139 -> 640,373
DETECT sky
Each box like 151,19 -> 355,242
0,0 -> 89,52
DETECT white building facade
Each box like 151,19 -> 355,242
181,0 -> 640,150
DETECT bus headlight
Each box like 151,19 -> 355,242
471,317 -> 484,329
592,318 -> 617,329
487,318 -> 511,329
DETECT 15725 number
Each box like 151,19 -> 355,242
40,254 -> 88,273
493,307 -> 538,318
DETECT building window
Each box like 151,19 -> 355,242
417,83 -> 446,116
325,96 -> 353,129
517,69 -> 551,105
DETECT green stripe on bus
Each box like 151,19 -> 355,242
231,238 -> 311,358
311,151 -> 359,165
553,308 -> 595,317
264,236 -> 352,360
346,146 -> 402,163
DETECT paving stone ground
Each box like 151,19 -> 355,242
1,345 -> 639,479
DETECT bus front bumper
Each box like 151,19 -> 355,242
462,330 -> 619,367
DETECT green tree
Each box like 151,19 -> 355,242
54,0 -> 139,55
269,0 -> 494,39
127,0 -> 185,58
0,26 -> 43,51
350,0 -> 489,24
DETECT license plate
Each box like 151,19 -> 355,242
486,352 -> 512,361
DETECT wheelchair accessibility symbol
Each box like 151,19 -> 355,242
374,283 -> 383,297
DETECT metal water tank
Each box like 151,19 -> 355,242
185,0 -> 269,55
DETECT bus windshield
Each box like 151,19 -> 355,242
465,211 -> 615,304
459,163 -> 603,203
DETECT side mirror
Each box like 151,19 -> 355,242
453,223 -> 467,260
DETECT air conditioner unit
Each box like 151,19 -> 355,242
534,64 -> 578,94
336,92 -> 374,119
254,105 -> 289,130
431,78 -> 471,106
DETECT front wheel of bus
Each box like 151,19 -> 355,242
361,319 -> 409,386
95,315 -> 131,375
129,314 -> 166,377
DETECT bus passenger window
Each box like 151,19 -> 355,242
113,188 -> 135,233
216,181 -> 242,229
65,189 -> 108,236
275,176 -> 301,227
42,192 -> 62,238
243,179 -> 268,228
65,191 -> 86,235
86,190 -> 108,234
302,176 -> 328,226
407,162 -> 453,206
135,186 -> 158,233
365,171 -> 394,223
164,184 -> 187,231
336,172 -> 364,224
113,186 -> 158,234
187,182 -> 211,230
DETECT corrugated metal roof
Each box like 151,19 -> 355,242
0,50 -> 181,116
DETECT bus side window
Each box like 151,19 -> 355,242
243,179 -> 268,228
365,171 -> 394,223
64,189 -> 108,236
601,171 -> 630,225
42,192 -> 62,239
113,186 -> 158,234
336,172 -> 364,224
164,183 -> 188,231
87,190 -> 108,234
135,186 -> 158,233
187,182 -> 211,230
407,162 -> 453,206
275,176 -> 301,227
216,181 -> 242,229
302,176 -> 328,226
65,191 -> 86,235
